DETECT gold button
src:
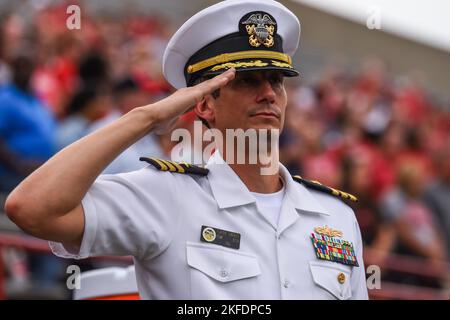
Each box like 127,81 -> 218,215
337,272 -> 346,284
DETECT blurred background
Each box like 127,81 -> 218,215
0,0 -> 449,299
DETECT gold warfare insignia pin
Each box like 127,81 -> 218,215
310,225 -> 359,267
314,225 -> 343,238
200,225 -> 241,249
240,12 -> 276,48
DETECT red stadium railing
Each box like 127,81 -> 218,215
364,248 -> 450,281
0,232 -> 132,300
0,231 -> 449,300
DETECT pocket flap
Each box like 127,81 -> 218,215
186,242 -> 261,283
309,261 -> 352,300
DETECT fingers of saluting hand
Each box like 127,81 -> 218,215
148,68 -> 236,129
188,68 -> 236,104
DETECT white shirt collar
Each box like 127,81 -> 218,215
205,151 -> 330,215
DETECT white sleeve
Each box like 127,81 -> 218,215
49,166 -> 180,260
350,216 -> 369,300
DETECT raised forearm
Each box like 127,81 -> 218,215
8,106 -> 155,218
4,68 -> 235,237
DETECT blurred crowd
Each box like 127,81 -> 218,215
0,2 -> 449,297
281,61 -> 450,289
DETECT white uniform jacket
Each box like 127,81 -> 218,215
50,151 -> 369,300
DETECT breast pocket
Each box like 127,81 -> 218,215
186,241 -> 261,299
309,260 -> 352,300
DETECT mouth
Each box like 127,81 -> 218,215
250,110 -> 280,120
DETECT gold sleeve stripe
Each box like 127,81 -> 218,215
160,159 -> 177,172
169,160 -> 186,173
330,188 -> 341,197
180,161 -> 191,168
139,157 -> 209,176
187,50 -> 292,74
292,175 -> 358,202
151,158 -> 168,171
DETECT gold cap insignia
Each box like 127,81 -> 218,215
241,12 -> 276,48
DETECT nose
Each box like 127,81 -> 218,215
256,79 -> 276,104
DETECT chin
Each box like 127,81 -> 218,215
248,120 -> 281,131
245,125 -> 280,135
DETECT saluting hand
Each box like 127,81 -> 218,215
147,68 -> 236,134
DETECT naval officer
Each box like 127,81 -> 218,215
6,0 -> 368,300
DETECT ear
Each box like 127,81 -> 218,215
194,95 -> 216,126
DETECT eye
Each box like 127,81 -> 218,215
269,74 -> 284,86
237,76 -> 255,85
232,76 -> 258,89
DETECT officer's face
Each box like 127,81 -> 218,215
203,70 -> 287,132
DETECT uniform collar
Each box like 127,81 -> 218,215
279,164 -> 330,216
205,151 -> 330,215
206,151 -> 255,209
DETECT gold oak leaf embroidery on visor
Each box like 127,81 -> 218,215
186,51 -> 291,74
210,60 -> 268,72
271,60 -> 293,68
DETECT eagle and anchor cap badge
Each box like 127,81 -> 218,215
241,12 -> 277,48
162,0 -> 301,89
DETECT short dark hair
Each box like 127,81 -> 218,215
191,75 -> 222,128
